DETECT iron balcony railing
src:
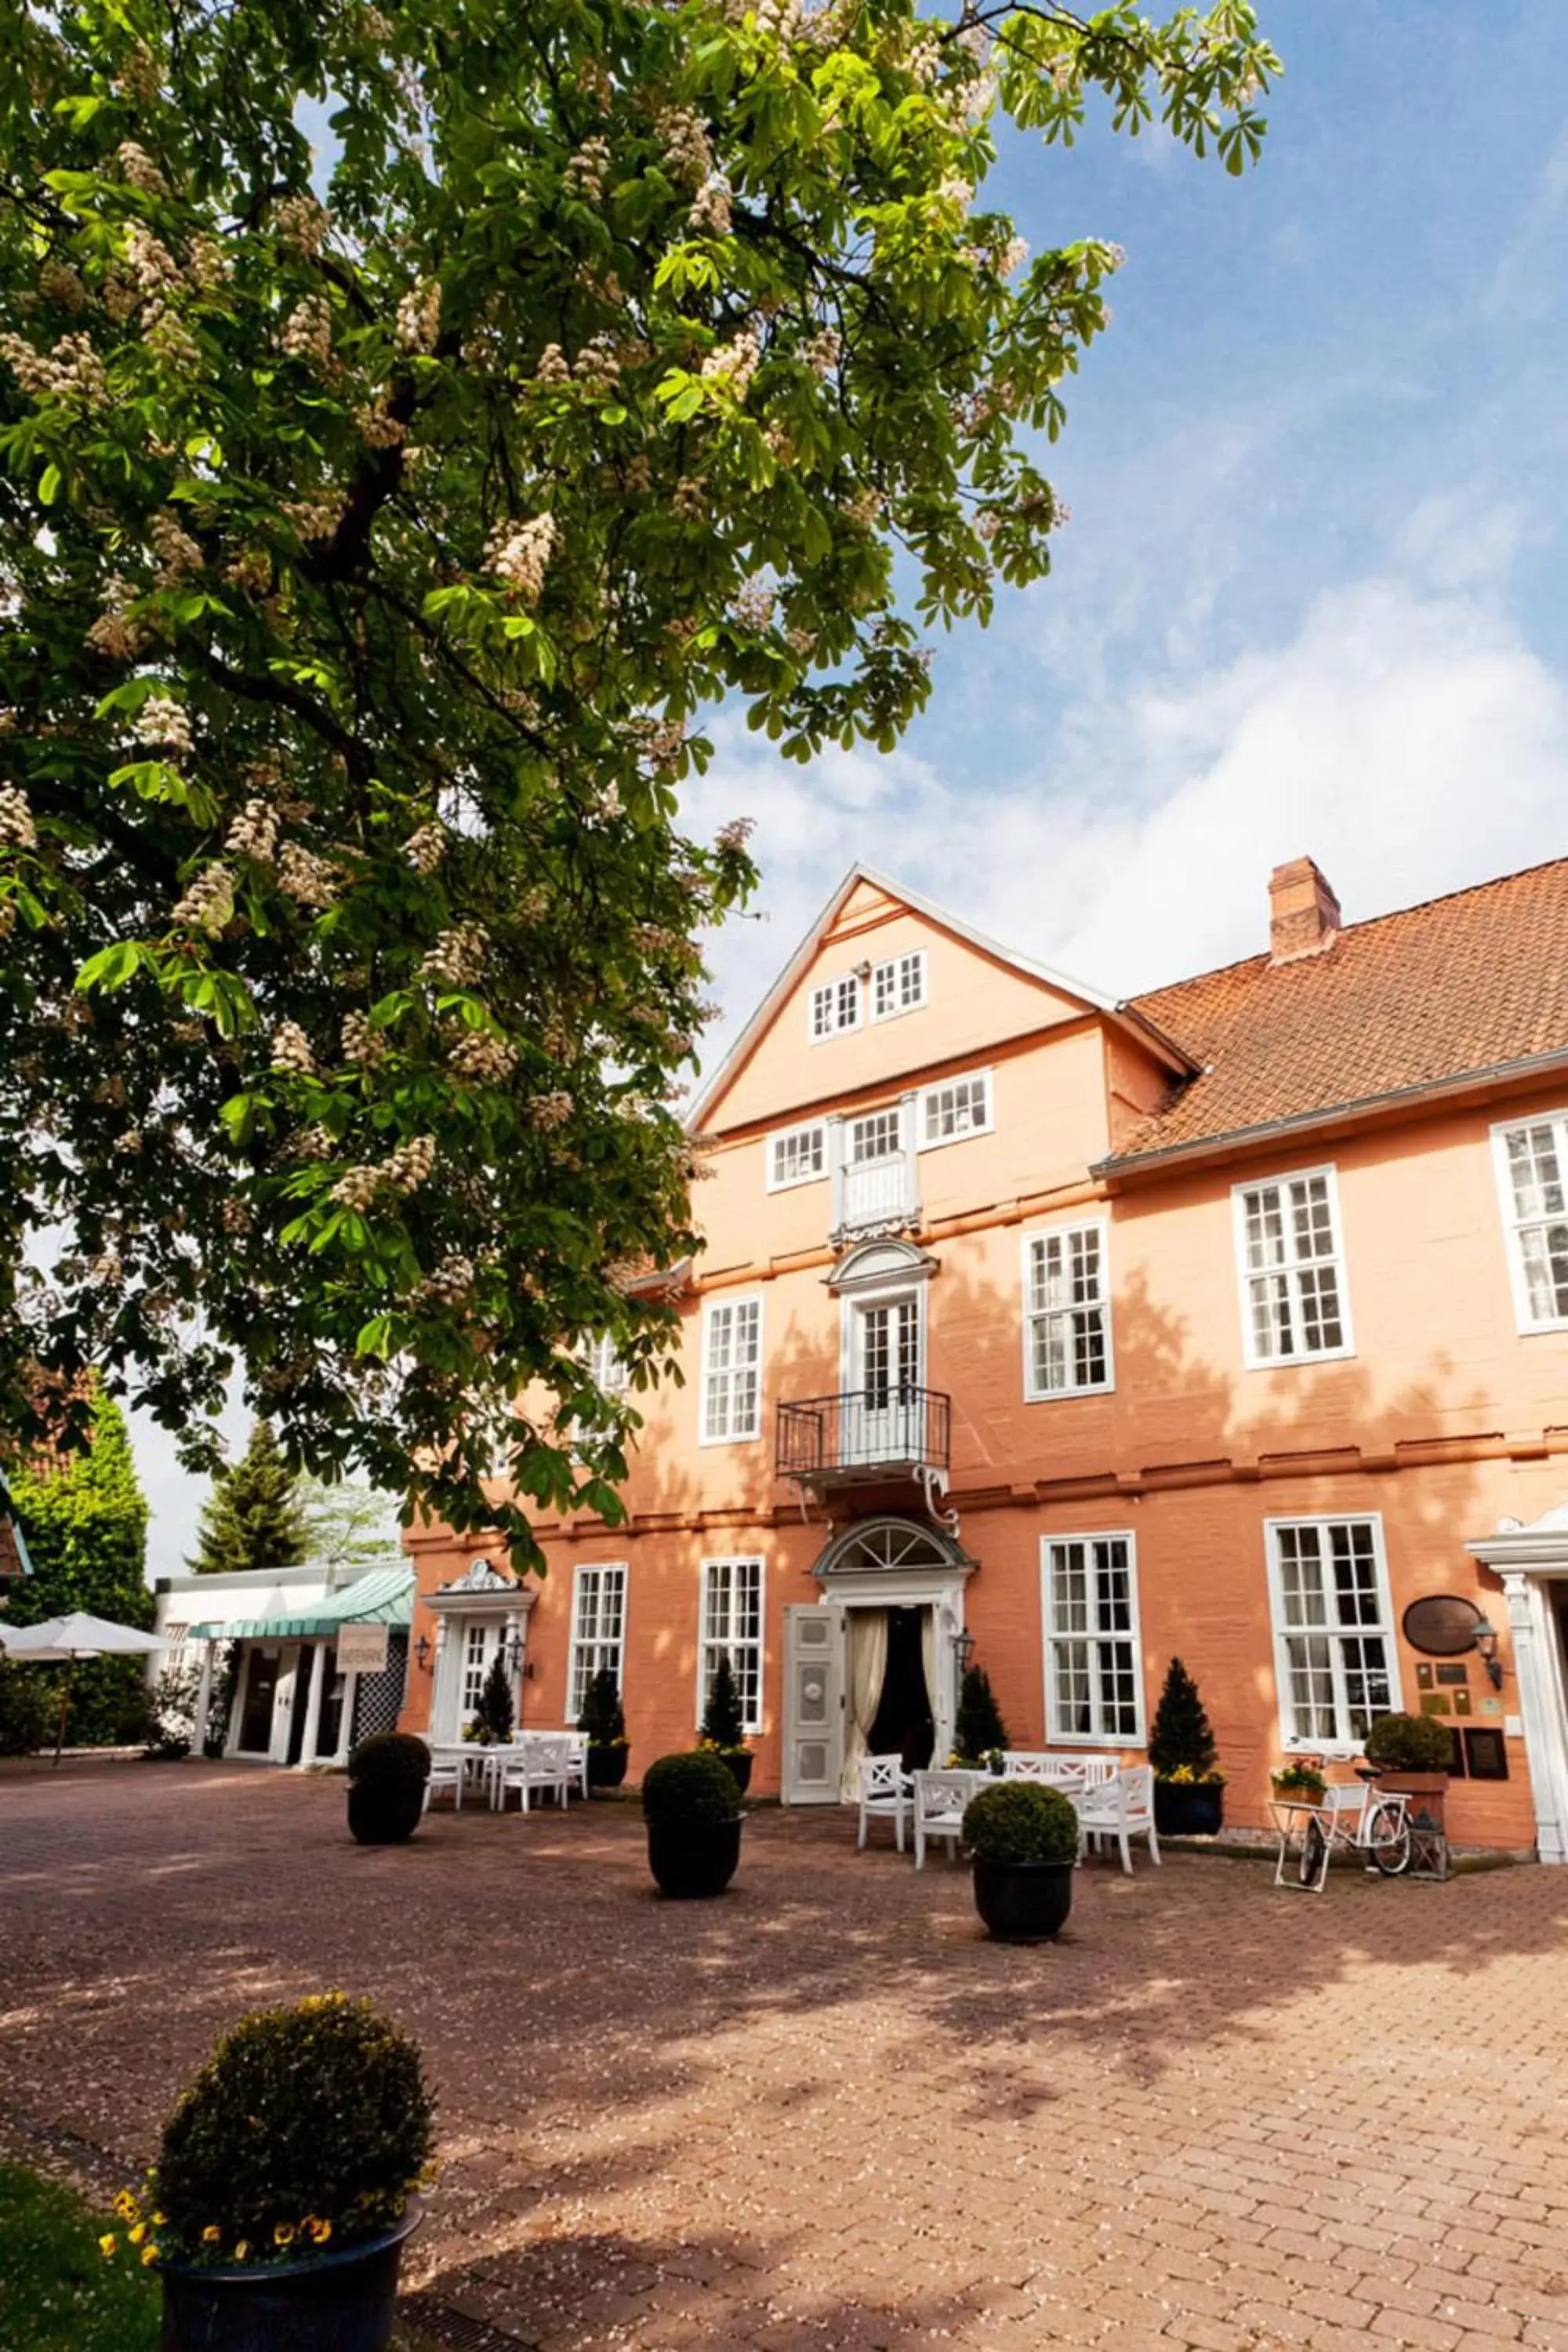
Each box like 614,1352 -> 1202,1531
775,1386 -> 952,1483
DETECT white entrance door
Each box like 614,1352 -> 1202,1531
438,1617 -> 505,1740
849,1294 -> 921,1465
782,1606 -> 845,1804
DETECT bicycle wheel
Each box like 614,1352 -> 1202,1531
1298,1812 -> 1328,1889
1367,1800 -> 1412,1876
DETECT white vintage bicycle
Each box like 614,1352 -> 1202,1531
1271,1766 -> 1412,1892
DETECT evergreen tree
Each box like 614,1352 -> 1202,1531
1147,1657 -> 1218,1780
7,1385 -> 153,1744
953,1664 -> 1009,1762
577,1667 -> 626,1747
473,1651 -> 515,1745
187,1422 -> 307,1577
701,1653 -> 746,1752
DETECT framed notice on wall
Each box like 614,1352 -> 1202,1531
336,1623 -> 390,1675
1462,1727 -> 1509,1781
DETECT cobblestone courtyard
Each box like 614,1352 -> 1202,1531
2,1762 -> 1567,2352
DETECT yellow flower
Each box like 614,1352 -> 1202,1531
128,2223 -> 147,2246
306,2216 -> 332,2245
99,2234 -> 118,2259
114,2190 -> 140,2220
234,2241 -> 250,2261
141,2244 -> 159,2267
202,2226 -> 221,2244
274,2223 -> 296,2247
153,2210 -> 167,2225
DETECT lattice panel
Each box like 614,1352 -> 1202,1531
350,1634 -> 409,1744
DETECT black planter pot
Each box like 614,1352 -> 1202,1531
347,1784 -> 424,1846
719,1749 -> 753,1796
1152,1780 -> 1225,1838
971,1857 -> 1075,1942
586,1743 -> 630,1792
159,2203 -> 421,2352
646,1815 -> 742,1898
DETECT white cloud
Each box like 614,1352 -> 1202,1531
686,567 -> 1568,1052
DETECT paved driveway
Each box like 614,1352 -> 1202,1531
2,1762 -> 1566,2352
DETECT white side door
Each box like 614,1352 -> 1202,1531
437,1617 -> 503,1741
782,1605 -> 845,1804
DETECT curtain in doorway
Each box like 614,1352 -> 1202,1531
920,1607 -> 937,1750
841,1608 -> 889,1796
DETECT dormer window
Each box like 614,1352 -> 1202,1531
810,972 -> 862,1040
873,950 -> 927,1021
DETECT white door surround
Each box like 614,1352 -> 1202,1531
423,1557 -> 537,1742
1466,1506 -> 1568,1863
797,1516 -> 976,1784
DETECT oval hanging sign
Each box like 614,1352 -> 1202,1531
1403,1594 -> 1487,1657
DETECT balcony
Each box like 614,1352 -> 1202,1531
829,1094 -> 921,1245
775,1386 -> 952,1490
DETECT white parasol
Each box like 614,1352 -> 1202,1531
0,1611 -> 167,1765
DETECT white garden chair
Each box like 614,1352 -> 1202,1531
913,1769 -> 974,1869
495,1733 -> 572,1813
855,1754 -> 913,1853
424,1753 -> 464,1811
1076,1763 -> 1161,1875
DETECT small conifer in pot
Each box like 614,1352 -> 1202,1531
1148,1658 -> 1225,1835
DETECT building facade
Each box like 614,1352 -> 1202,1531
401,855 -> 1568,1857
157,1559 -> 412,1767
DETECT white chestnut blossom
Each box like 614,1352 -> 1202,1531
394,279 -> 441,353
276,842 -> 342,909
134,696 -> 194,756
487,514 -> 555,603
171,863 -> 234,935
383,1134 -> 437,1192
0,786 -> 37,850
656,106 -> 712,187
226,799 -> 279,862
270,1020 -> 315,1075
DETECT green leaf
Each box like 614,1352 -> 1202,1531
75,941 -> 147,993
37,463 -> 61,507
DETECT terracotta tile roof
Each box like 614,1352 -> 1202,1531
1107,857 -> 1568,1167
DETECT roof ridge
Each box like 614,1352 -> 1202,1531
1134,848 -> 1568,1008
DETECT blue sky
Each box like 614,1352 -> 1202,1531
135,5 -> 1568,1563
685,2 -> 1568,1014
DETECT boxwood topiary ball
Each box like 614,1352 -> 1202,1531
154,1994 -> 434,2264
962,1780 -> 1080,1867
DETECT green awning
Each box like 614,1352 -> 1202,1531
187,1563 -> 412,1642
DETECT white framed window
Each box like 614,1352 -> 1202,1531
1232,1165 -> 1352,1366
700,1294 -> 763,1443
918,1069 -> 993,1149
767,1121 -> 827,1191
1041,1533 -> 1143,1744
873,949 -> 927,1022
1265,1516 -> 1399,1753
568,1562 -> 627,1722
809,971 -> 861,1040
1492,1109 -> 1568,1331
579,1333 -> 627,1393
849,1105 -> 903,1163
698,1555 -> 765,1734
1024,1221 -> 1112,1398
461,1621 -> 492,1719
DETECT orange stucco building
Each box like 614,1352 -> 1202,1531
401,854 -> 1568,1858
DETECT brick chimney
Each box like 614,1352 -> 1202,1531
1269,857 -> 1341,964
